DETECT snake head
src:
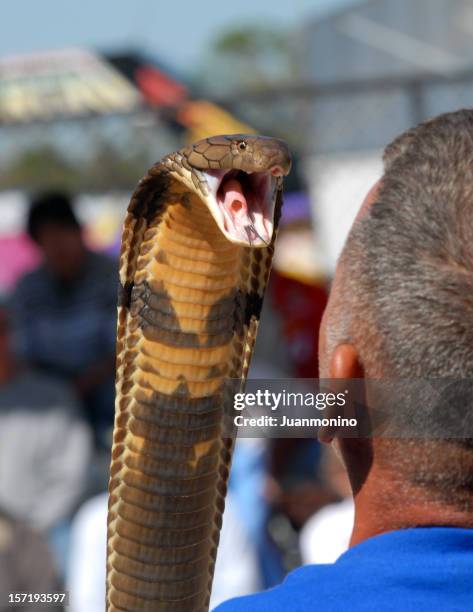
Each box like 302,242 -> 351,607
180,134 -> 292,248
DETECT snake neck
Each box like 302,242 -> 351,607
129,189 -> 243,395
107,188 -> 245,611
108,136 -> 289,611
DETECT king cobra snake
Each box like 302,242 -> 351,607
107,134 -> 291,611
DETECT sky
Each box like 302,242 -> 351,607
0,0 -> 357,75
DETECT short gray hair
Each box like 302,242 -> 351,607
338,109 -> 473,378
330,110 -> 473,504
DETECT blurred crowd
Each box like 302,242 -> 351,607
0,191 -> 350,611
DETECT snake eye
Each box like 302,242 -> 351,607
237,141 -> 247,151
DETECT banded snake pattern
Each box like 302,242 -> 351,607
107,134 -> 291,611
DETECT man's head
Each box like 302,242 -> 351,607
27,192 -> 85,280
320,109 -> 473,520
321,109 -> 473,379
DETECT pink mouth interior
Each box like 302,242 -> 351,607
216,171 -> 272,245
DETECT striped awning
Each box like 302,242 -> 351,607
0,48 -> 143,125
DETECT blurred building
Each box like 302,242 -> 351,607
301,0 -> 473,273
0,48 -> 185,168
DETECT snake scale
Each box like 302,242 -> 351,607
107,134 -> 291,611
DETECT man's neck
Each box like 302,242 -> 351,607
350,463 -> 473,546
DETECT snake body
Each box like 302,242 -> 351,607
107,134 -> 291,611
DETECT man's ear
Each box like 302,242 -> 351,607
318,344 -> 364,445
330,344 -> 364,379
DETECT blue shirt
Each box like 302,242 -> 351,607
214,527 -> 473,611
11,251 -> 117,376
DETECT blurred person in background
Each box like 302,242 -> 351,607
67,491 -> 261,611
216,110 -> 473,611
299,446 -> 354,565
0,508 -> 61,612
0,302 -> 91,575
10,192 -> 118,446
264,439 -> 337,578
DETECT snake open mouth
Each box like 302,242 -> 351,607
202,169 -> 279,247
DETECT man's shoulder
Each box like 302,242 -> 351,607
213,564 -> 339,612
214,528 -> 473,612
12,266 -> 48,295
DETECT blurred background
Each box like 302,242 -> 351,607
0,0 -> 472,609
